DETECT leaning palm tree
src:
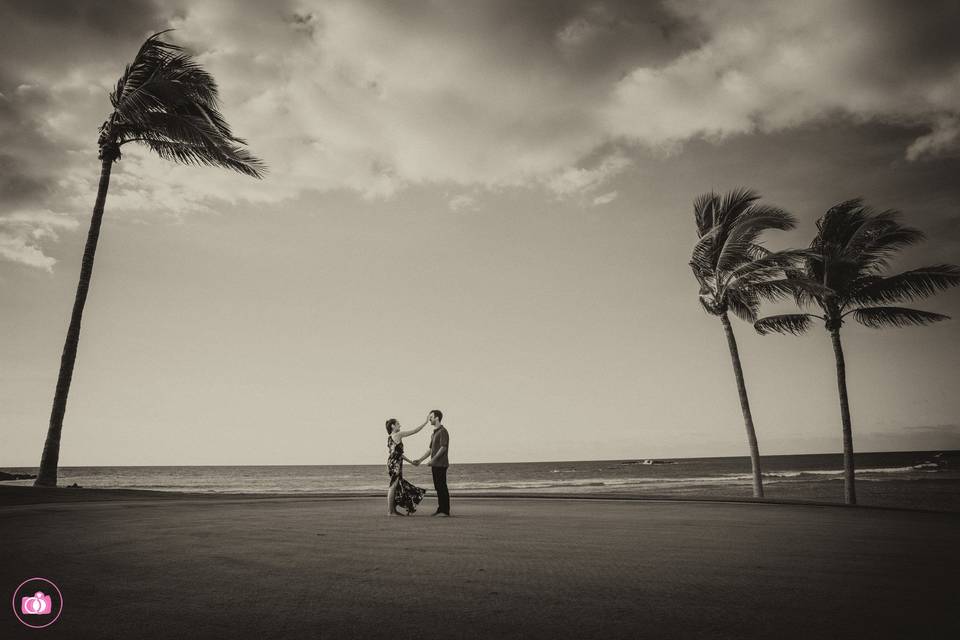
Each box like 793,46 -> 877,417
754,200 -> 960,504
35,31 -> 265,487
689,189 -> 805,498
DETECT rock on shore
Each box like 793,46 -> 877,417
0,470 -> 36,481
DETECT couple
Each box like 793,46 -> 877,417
385,409 -> 450,517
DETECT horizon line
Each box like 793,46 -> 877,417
2,448 -> 954,469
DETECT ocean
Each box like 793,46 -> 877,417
3,450 -> 957,510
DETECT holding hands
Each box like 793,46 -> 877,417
408,453 -> 430,466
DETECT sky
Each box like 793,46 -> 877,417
1,0 -> 959,466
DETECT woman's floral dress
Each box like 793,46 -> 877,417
387,436 -> 426,514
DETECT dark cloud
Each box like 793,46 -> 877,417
2,0 -> 960,270
0,155 -> 49,205
2,0 -> 158,34
0,0 -> 168,79
858,0 -> 960,80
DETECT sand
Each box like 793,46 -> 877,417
1,487 -> 957,639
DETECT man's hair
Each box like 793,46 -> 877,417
429,409 -> 443,423
385,418 -> 398,434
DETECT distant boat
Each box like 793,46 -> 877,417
621,459 -> 676,466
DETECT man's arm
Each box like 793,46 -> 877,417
426,446 -> 446,466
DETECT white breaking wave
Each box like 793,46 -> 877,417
722,465 -> 938,483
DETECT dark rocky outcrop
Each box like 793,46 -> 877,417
0,470 -> 37,481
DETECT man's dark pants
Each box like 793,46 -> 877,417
431,466 -> 450,514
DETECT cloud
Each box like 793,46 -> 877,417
906,116 -> 960,161
0,0 -> 695,245
448,194 -> 479,213
0,209 -> 79,271
545,152 -> 630,198
592,191 -> 618,206
2,0 -> 960,271
604,0 -> 960,155
556,4 -> 615,54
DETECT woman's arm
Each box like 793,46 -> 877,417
398,420 -> 428,439
403,455 -> 419,465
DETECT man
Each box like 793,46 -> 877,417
416,409 -> 450,516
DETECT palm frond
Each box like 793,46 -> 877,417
753,314 -> 814,336
730,205 -> 796,235
735,266 -> 791,289
111,31 -> 181,105
714,235 -> 756,274
716,205 -> 796,272
693,192 -> 719,238
729,248 -> 807,283
690,189 -> 798,318
805,200 -> 952,313
743,278 -> 798,303
849,219 -> 924,277
852,306 -> 950,329
726,287 -> 759,322
779,267 -> 828,309
139,138 -> 264,177
745,244 -> 772,261
105,31 -> 265,178
815,199 -> 865,239
718,188 -> 760,226
690,231 -> 718,274
849,265 -> 960,306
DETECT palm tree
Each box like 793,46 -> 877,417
35,31 -> 265,487
690,189 -> 805,498
754,200 -> 960,504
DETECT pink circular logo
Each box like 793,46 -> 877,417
11,577 -> 63,629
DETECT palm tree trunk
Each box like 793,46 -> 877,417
829,328 -> 856,505
719,312 -> 764,498
35,157 -> 114,487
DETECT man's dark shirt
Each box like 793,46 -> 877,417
429,426 -> 449,467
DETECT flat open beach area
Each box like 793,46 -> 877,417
2,487 -> 958,639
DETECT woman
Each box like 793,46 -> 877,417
385,417 -> 428,516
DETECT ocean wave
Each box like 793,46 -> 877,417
450,475 -> 759,491
719,465 -> 935,482
862,465 -> 933,474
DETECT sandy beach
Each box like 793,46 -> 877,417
2,487 -> 957,639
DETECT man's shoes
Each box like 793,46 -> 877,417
431,511 -> 450,517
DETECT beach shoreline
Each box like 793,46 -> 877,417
3,475 -> 959,513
